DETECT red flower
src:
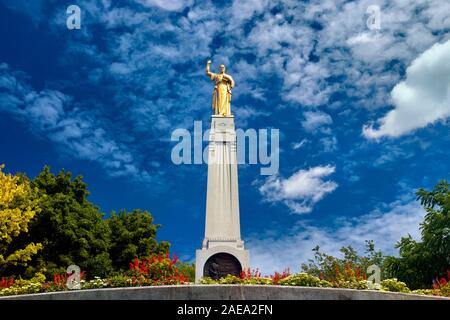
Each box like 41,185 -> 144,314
128,251 -> 188,285
334,264 -> 340,276
346,262 -> 351,275
0,277 -> 14,289
355,267 -> 361,279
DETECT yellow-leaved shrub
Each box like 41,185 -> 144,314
0,164 -> 43,267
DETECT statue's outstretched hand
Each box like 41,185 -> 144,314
207,60 -> 212,64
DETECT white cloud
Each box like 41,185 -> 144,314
247,199 -> 425,275
292,139 -> 309,150
230,0 -> 269,24
363,38 -> 450,139
300,110 -> 337,152
0,63 -> 155,183
346,32 -> 380,45
8,0 -> 450,115
320,136 -> 338,153
233,105 -> 270,127
3,0 -> 450,188
137,0 -> 192,11
302,110 -> 333,133
259,165 -> 337,214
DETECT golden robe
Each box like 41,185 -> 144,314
209,73 -> 234,116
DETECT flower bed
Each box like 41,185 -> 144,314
0,252 -> 190,297
1,261 -> 449,298
199,267 -> 450,297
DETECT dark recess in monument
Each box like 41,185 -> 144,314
203,253 -> 242,279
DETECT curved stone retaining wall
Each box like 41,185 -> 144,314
0,285 -> 448,300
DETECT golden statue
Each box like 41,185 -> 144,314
206,60 -> 235,116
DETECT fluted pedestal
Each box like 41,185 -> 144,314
195,115 -> 249,282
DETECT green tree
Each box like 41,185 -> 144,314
107,209 -> 170,271
385,180 -> 450,289
18,166 -> 113,278
417,181 -> 450,267
5,165 -> 174,280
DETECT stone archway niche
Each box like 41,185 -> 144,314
203,252 -> 242,279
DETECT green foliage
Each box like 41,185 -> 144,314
279,273 -> 332,288
0,273 -> 46,296
384,180 -> 450,289
383,238 -> 432,289
440,282 -> 450,297
177,262 -> 195,283
242,277 -> 272,285
106,275 -> 133,288
301,241 -> 386,281
301,181 -> 450,290
217,274 -> 243,284
200,275 -> 272,285
200,273 -> 332,287
411,288 -> 440,296
81,277 -> 109,289
18,166 -> 113,278
380,278 -> 410,293
107,209 -> 169,271
4,166 -> 171,280
199,277 -> 217,284
0,165 -> 43,270
333,278 -> 370,290
0,253 -> 188,296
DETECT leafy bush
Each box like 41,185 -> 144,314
439,283 -> 450,297
319,262 -> 370,289
0,165 -> 42,273
200,275 -> 272,285
108,209 -> 169,271
270,269 -> 291,285
129,252 -> 189,286
107,275 -> 133,288
200,268 -> 279,285
243,277 -> 272,285
177,262 -> 195,283
240,268 -> 272,285
301,241 -> 385,282
411,289 -> 441,296
0,282 -> 43,296
218,275 -> 243,284
82,277 -> 108,289
0,273 -> 45,296
380,278 -> 410,293
279,273 -> 332,288
199,277 -> 218,284
334,279 -> 369,290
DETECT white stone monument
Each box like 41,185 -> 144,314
195,115 -> 249,282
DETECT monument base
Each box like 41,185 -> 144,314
195,243 -> 249,283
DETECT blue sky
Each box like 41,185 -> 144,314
1,0 -> 450,274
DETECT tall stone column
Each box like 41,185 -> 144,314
195,115 -> 249,282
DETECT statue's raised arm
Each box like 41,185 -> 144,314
205,60 -> 234,116
206,60 -> 214,79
